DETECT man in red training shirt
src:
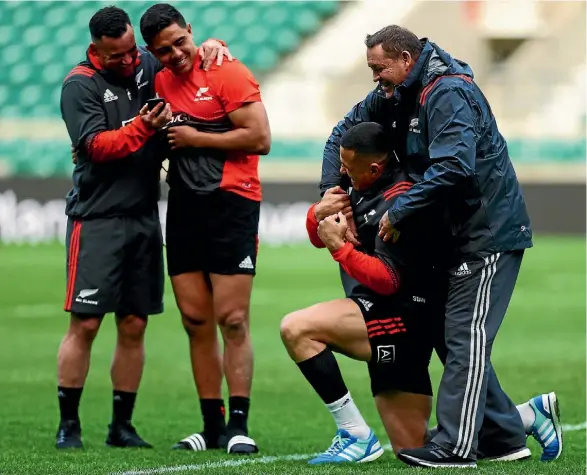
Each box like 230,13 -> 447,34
140,3 -> 271,454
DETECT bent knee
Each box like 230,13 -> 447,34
280,310 -> 313,347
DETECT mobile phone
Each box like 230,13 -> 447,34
146,98 -> 166,111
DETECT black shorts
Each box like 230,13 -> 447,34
64,211 -> 164,317
165,188 -> 260,276
349,270 -> 447,397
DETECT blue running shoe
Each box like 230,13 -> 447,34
528,392 -> 563,461
308,429 -> 384,465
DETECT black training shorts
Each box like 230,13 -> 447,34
165,188 -> 260,276
349,269 -> 447,397
64,210 -> 164,317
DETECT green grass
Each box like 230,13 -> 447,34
0,236 -> 585,474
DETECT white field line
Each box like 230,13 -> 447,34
112,422 -> 586,475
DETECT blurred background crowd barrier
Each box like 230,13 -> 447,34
0,0 -> 584,245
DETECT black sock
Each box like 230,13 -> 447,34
200,399 -> 226,443
58,386 -> 83,422
296,348 -> 348,404
227,396 -> 250,435
112,390 -> 137,424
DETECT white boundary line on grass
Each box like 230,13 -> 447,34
112,422 -> 587,475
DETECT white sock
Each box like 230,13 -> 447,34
325,392 -> 371,440
517,401 -> 536,433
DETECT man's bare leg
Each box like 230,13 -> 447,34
56,314 -> 103,448
210,273 -> 255,451
110,314 -> 148,424
375,390 -> 433,454
104,314 -> 152,448
171,272 -> 226,448
57,315 -> 101,413
280,299 -> 375,447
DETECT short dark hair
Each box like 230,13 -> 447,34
365,25 -> 422,60
341,122 -> 389,159
89,6 -> 131,41
140,3 -> 187,46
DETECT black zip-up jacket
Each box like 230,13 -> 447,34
60,47 -> 163,219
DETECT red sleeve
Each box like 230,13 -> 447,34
306,203 -> 325,248
331,242 -> 400,295
210,60 -> 262,113
87,116 -> 155,163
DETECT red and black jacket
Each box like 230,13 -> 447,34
60,47 -> 163,219
307,166 -> 450,298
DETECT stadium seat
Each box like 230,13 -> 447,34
0,1 -> 346,176
0,0 -> 342,123
4,1 -> 582,179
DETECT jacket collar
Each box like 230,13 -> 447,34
396,39 -> 433,93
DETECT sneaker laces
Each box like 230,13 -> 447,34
325,433 -> 346,456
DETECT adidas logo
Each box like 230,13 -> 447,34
104,89 -> 118,103
454,262 -> 472,276
358,298 -> 373,311
239,256 -> 254,270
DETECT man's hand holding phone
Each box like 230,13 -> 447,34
140,98 -> 172,129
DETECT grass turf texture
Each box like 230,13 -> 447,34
0,235 -> 584,474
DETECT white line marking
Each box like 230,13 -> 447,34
563,422 -> 587,431
112,423 -> 585,475
111,453 -> 316,475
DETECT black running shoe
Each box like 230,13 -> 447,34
56,419 -> 83,449
397,442 -> 476,468
106,421 -> 153,448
